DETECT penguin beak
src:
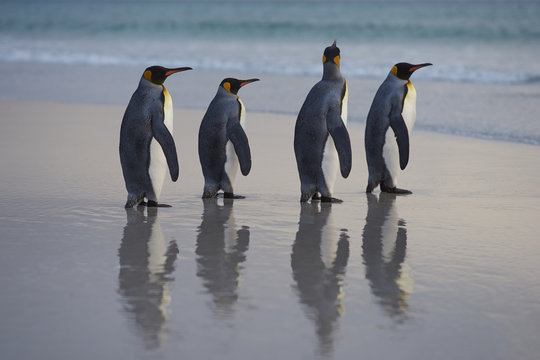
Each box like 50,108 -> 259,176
409,63 -> 432,73
239,78 -> 260,87
165,67 -> 193,77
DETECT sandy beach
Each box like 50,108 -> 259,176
1,98 -> 540,360
2,1 -> 540,358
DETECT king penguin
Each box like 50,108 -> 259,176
294,41 -> 352,203
364,62 -> 432,194
119,65 -> 192,208
198,78 -> 259,199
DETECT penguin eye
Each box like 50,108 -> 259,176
223,82 -> 231,93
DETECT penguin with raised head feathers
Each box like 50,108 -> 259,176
364,62 -> 432,194
294,41 -> 352,203
119,65 -> 192,208
198,77 -> 259,199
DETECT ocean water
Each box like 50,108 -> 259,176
1,1 -> 540,84
1,1 -> 540,144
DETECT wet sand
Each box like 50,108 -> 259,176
1,100 -> 540,360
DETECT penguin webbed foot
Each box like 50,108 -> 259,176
395,188 -> 413,195
146,200 -> 173,207
223,192 -> 246,199
381,185 -> 412,195
321,196 -> 344,203
300,193 -> 342,203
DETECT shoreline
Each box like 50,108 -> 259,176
1,62 -> 540,146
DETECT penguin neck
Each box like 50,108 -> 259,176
322,63 -> 342,81
217,86 -> 238,98
387,72 -> 409,85
139,76 -> 164,91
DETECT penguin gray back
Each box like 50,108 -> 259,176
365,73 -> 408,168
294,41 -> 351,180
293,41 -> 352,202
198,78 -> 258,186
198,86 -> 242,175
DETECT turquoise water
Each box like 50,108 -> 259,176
2,1 -> 540,83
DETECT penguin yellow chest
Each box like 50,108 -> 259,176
401,81 -> 417,132
148,87 -> 173,201
163,87 -> 174,131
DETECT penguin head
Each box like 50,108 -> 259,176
391,63 -> 432,80
220,78 -> 260,95
322,40 -> 341,68
143,65 -> 192,85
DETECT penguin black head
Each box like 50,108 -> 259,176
323,40 -> 341,67
143,65 -> 192,85
391,62 -> 432,80
220,78 -> 260,95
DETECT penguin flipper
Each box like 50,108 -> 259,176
227,123 -> 252,176
390,113 -> 409,170
151,117 -> 179,181
327,107 -> 352,178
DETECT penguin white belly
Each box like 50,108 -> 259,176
321,81 -> 348,194
322,136 -> 339,194
224,141 -> 239,182
224,97 -> 245,183
382,130 -> 400,188
149,87 -> 173,201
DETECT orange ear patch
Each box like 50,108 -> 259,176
143,70 -> 152,82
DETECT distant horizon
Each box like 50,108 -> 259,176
7,0 -> 540,3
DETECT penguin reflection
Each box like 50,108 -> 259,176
196,198 -> 249,317
291,202 -> 349,356
362,193 -> 411,322
118,206 -> 179,349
